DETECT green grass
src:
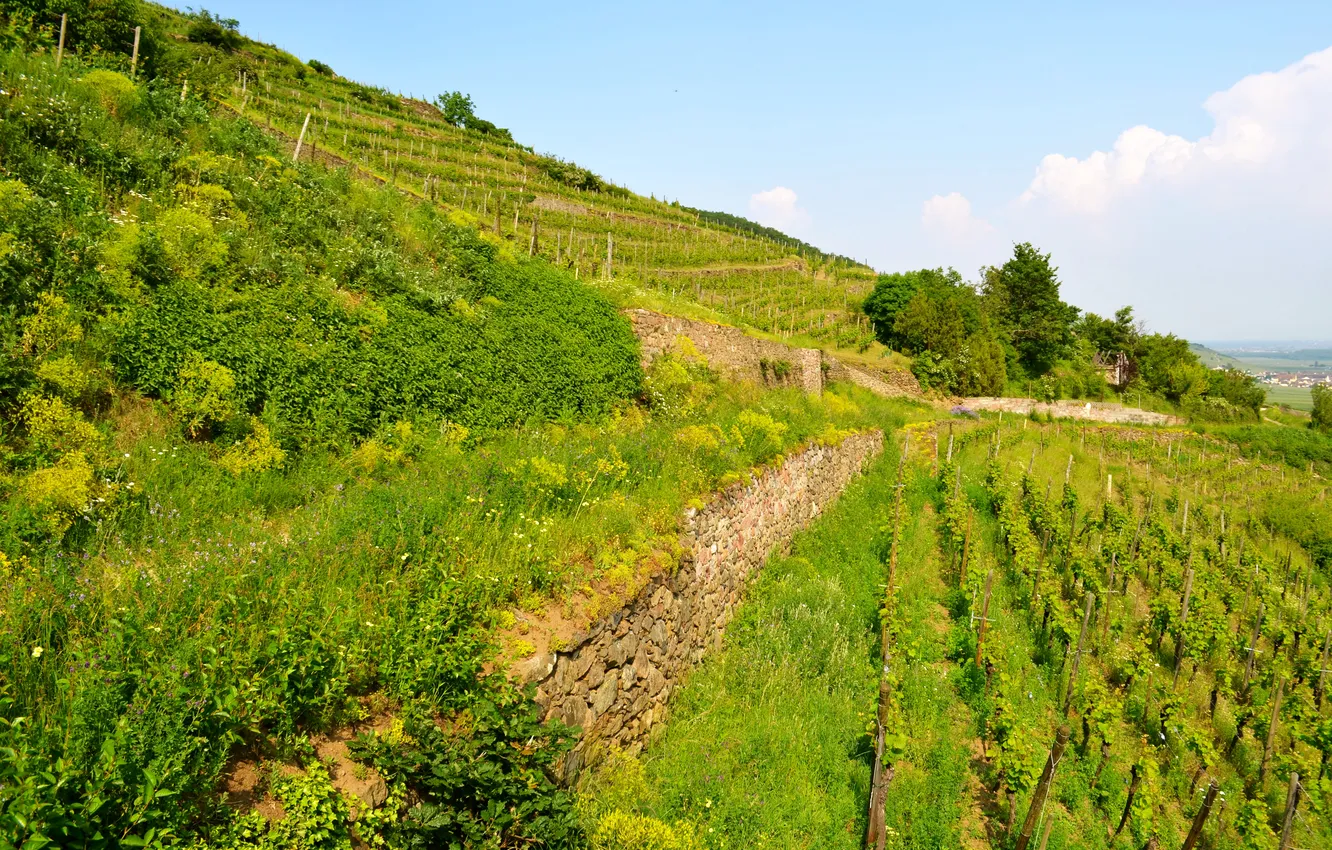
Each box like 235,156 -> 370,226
1263,385 -> 1313,411
578,451 -> 972,849
0,30 -> 937,845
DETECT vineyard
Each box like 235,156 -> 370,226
163,11 -> 884,352
930,417 -> 1332,848
583,417 -> 1332,849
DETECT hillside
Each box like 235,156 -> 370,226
0,5 -> 923,846
3,3 -> 1332,850
1189,342 -> 1245,371
134,6 -> 884,353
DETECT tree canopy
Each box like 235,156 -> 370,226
982,242 -> 1078,376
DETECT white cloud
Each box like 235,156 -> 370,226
921,192 -> 994,239
916,46 -> 1332,338
1019,46 -> 1332,213
749,186 -> 811,232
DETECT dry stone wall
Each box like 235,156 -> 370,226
515,430 -> 884,779
961,397 -> 1183,426
823,355 -> 921,398
626,308 -> 823,394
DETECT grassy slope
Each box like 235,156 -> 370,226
1189,344 -> 1245,371
579,439 -> 980,848
154,4 -> 886,356
0,26 -> 929,847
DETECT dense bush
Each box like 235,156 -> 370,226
1313,384 -> 1332,432
0,51 -> 641,456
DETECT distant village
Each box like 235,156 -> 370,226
1253,370 -> 1332,389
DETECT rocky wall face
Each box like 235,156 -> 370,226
961,397 -> 1183,426
515,430 -> 884,780
626,309 -> 822,395
823,355 -> 921,399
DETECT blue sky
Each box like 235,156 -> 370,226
200,1 -> 1332,340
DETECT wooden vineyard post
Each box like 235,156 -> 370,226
1259,677 -> 1284,786
885,434 -> 910,607
1316,627 -> 1332,707
292,113 -> 311,163
1100,553 -> 1118,649
605,232 -> 613,279
528,216 -> 538,256
1279,772 -> 1301,850
1182,779 -> 1219,850
959,509 -> 973,589
1015,725 -> 1070,850
1063,592 -> 1094,714
1172,566 -> 1194,687
867,434 -> 909,850
975,568 -> 994,667
56,13 -> 66,67
1242,603 -> 1265,694
131,26 -> 141,78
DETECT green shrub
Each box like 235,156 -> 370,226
78,69 -> 138,117
172,353 -> 237,437
591,811 -> 702,850
1313,384 -> 1332,433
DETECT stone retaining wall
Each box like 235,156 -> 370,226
626,308 -> 822,394
515,430 -> 884,779
823,355 -> 921,398
961,397 -> 1183,426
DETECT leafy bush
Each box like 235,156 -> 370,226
348,689 -> 579,848
217,418 -> 285,475
185,9 -> 242,51
1313,384 -> 1332,433
171,353 -> 236,437
591,811 -> 702,850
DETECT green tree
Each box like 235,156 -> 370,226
1134,333 -> 1207,402
892,290 -> 965,357
1078,305 -> 1138,355
1207,368 -> 1265,417
435,91 -> 476,127
862,267 -> 962,349
983,243 -> 1077,376
1313,383 -> 1332,432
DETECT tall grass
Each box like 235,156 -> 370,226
578,449 -> 976,848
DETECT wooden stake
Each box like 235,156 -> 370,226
1181,779 -> 1219,850
959,510 -> 973,589
1015,725 -> 1070,850
1173,566 -> 1194,686
131,25 -> 141,77
292,112 -> 311,163
1279,772 -> 1301,850
976,568 -> 994,667
1064,592 -> 1094,714
1259,677 -> 1284,785
56,13 -> 66,68
1316,627 -> 1332,707
1242,603 -> 1265,693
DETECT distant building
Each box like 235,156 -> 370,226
1094,351 -> 1132,388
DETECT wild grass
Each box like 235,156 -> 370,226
578,449 -> 975,848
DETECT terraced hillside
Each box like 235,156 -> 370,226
158,10 -> 883,353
